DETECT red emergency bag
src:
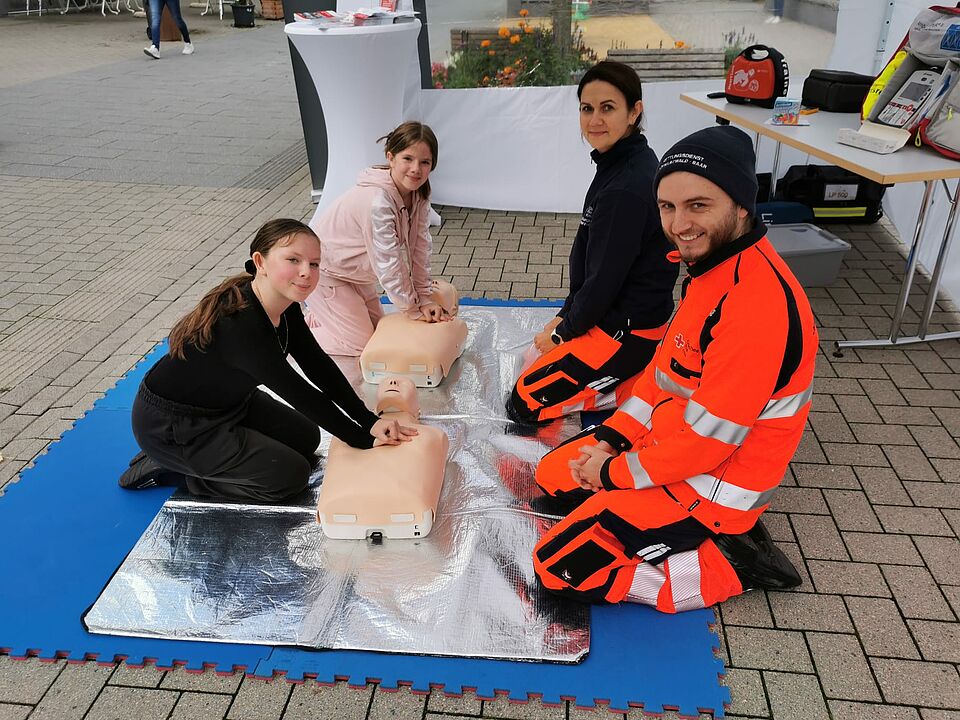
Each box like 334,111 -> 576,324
863,6 -> 960,159
724,45 -> 789,109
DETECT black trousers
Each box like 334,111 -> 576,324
131,377 -> 321,502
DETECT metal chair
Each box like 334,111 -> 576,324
59,0 -> 91,14
201,0 -> 223,20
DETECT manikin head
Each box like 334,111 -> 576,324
430,279 -> 459,317
376,376 -> 421,418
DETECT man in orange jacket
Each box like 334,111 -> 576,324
532,126 -> 818,612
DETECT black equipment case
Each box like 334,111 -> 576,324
801,69 -> 876,113
775,165 -> 887,224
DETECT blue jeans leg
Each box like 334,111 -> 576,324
148,0 -> 162,47
163,0 -> 191,43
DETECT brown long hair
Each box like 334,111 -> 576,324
377,121 -> 439,200
167,218 -> 317,360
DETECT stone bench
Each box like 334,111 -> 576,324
606,48 -> 726,81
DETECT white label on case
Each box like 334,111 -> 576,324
824,184 -> 858,201
332,514 -> 357,523
391,513 -> 415,523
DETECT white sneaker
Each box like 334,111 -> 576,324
769,15 -> 781,23
182,42 -> 194,55
143,44 -> 160,59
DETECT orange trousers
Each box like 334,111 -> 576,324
532,428 -> 743,613
509,326 -> 660,423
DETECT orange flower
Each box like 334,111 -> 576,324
510,34 -> 520,44
503,65 -> 514,74
488,49 -> 496,56
482,75 -> 490,84
674,40 -> 686,48
518,20 -> 525,28
480,39 -> 491,48
524,24 -> 533,33
519,7 -> 528,16
498,26 -> 510,38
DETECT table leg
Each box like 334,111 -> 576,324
769,141 -> 782,202
835,180 -> 946,351
917,179 -> 960,339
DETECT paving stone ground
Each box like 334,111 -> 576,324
2,5 -> 960,720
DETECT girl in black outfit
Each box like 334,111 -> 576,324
509,61 -> 679,424
120,218 -> 416,502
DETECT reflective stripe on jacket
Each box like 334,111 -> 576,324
597,222 -> 818,534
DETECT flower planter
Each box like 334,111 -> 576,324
231,2 -> 255,27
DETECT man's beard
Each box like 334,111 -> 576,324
674,208 -> 743,265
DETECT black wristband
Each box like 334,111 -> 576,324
594,425 -> 631,454
599,456 -> 618,491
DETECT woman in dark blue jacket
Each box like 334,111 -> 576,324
510,60 -> 679,423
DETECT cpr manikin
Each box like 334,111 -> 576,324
360,280 -> 468,387
317,376 -> 448,540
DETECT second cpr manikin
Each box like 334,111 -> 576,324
360,280 -> 467,387
317,376 -> 448,540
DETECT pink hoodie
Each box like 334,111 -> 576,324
308,167 -> 433,316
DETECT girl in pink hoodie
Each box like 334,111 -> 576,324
305,122 -> 445,356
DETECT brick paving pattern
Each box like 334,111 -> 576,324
2,5 -> 960,720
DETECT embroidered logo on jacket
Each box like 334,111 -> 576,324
674,332 -> 701,357
580,205 -> 594,227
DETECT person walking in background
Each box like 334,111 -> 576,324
144,0 -> 194,59
765,0 -> 784,23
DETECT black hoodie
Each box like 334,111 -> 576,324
555,132 -> 678,341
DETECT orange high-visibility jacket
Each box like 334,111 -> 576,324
596,224 -> 818,535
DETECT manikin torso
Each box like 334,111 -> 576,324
360,280 -> 468,388
317,376 -> 449,540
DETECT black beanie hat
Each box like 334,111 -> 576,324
654,126 -> 758,216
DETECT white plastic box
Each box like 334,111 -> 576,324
766,223 -> 851,287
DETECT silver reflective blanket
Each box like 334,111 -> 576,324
85,307 -> 590,663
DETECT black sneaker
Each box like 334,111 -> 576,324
504,392 -> 550,429
118,451 -> 166,490
714,519 -> 802,591
529,489 -> 592,517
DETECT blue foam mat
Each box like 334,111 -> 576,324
0,334 -> 729,715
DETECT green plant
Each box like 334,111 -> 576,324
722,27 -> 756,71
437,15 -> 595,89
